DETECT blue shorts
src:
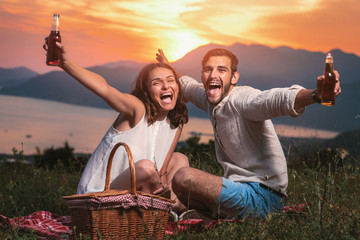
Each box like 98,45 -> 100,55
211,178 -> 285,219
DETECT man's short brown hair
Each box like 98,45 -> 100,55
202,48 -> 238,74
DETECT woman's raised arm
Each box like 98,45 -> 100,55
53,42 -> 144,118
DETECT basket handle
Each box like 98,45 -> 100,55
104,142 -> 137,196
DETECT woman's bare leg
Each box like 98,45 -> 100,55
110,159 -> 161,193
163,152 -> 189,213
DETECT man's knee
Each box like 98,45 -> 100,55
172,167 -> 193,192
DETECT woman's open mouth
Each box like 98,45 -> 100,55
160,92 -> 173,103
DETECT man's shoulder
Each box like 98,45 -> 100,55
224,86 -> 263,110
180,75 -> 201,85
234,85 -> 257,90
229,85 -> 260,97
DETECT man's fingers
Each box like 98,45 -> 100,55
335,81 -> 341,95
334,70 -> 340,81
332,70 -> 341,95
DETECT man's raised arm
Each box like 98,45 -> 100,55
294,70 -> 341,112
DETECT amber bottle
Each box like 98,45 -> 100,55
320,52 -> 336,106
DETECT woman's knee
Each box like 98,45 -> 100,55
169,152 -> 189,170
135,159 -> 158,180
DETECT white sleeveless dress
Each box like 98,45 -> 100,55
77,113 -> 178,194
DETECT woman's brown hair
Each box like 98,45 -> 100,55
131,63 -> 188,128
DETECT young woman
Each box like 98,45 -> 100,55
43,41 -> 189,212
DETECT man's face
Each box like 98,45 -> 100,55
201,56 -> 239,106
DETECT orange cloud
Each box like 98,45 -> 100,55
249,0 -> 360,55
0,0 -> 359,74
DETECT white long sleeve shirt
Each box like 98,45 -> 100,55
180,75 -> 305,194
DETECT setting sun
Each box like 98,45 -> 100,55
0,0 -> 359,74
164,31 -> 209,61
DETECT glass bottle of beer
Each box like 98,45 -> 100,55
46,14 -> 61,66
320,52 -> 336,106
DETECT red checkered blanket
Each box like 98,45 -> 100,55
0,204 -> 308,238
166,203 -> 310,235
0,211 -> 72,239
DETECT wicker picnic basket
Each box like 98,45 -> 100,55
63,142 -> 173,239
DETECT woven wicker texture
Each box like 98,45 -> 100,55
64,142 -> 172,239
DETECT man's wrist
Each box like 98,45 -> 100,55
311,89 -> 321,103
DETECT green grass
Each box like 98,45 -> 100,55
1,138 -> 359,239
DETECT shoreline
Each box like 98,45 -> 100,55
0,94 -> 339,155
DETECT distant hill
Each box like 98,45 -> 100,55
0,42 -> 359,132
281,129 -> 360,166
326,129 -> 360,156
0,67 -> 38,89
0,65 -> 143,109
101,60 -> 146,70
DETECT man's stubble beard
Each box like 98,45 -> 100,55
206,76 -> 233,106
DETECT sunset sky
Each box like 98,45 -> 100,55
0,0 -> 359,74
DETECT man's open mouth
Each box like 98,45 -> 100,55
208,82 -> 221,95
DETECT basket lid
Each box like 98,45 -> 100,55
63,142 -> 173,203
64,189 -> 173,203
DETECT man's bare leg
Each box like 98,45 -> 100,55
172,167 -> 223,212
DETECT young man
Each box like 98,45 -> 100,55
156,48 -> 341,219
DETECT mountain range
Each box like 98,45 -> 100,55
0,67 -> 38,89
1,42 -> 359,132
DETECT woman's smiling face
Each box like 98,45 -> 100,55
147,67 -> 179,119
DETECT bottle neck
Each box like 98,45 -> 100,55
51,15 -> 60,32
324,61 -> 334,73
324,56 -> 334,73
